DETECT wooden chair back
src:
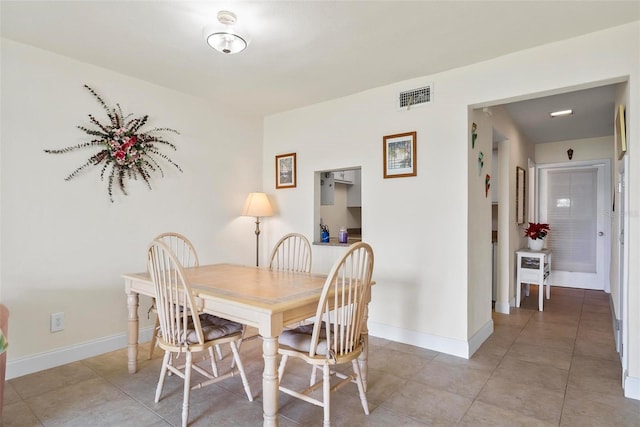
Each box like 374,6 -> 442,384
309,242 -> 374,358
269,233 -> 312,273
154,232 -> 199,268
147,240 -> 205,347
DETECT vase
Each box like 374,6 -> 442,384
528,237 -> 544,251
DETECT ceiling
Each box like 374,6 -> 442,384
2,1 -> 638,142
501,84 -> 619,144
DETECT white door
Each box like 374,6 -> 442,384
538,161 -> 611,291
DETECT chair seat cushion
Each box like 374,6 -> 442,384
279,323 -> 329,355
182,314 -> 243,344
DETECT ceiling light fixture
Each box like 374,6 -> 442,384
206,10 -> 247,54
549,109 -> 573,117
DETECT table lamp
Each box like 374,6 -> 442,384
241,192 -> 274,266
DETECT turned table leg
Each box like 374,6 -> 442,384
358,303 -> 370,392
126,291 -> 139,374
262,336 -> 279,426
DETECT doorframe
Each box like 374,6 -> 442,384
618,157 -> 629,386
536,158 -> 612,293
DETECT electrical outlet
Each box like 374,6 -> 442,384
51,312 -> 64,332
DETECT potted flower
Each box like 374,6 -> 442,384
524,222 -> 550,250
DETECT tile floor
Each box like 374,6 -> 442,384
3,287 -> 640,426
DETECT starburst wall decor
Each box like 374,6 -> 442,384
44,85 -> 182,202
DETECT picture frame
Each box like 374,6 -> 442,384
275,152 -> 297,189
516,166 -> 526,225
615,105 -> 626,160
383,131 -> 417,178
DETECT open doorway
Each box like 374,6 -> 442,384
475,79 -> 628,396
483,83 -> 622,312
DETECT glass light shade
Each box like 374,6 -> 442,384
242,192 -> 274,217
207,32 -> 247,54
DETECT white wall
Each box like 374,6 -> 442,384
262,21 -> 640,376
484,106 -> 535,314
265,86 -> 472,355
535,136 -> 613,164
466,108 -> 494,347
1,39 -> 263,376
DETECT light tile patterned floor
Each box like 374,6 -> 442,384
3,287 -> 640,426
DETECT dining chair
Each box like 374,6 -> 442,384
148,232 -> 199,359
147,240 -> 253,427
277,242 -> 374,426
149,233 -> 222,366
237,232 -> 313,351
269,232 -> 312,273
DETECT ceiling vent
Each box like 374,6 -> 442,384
398,84 -> 432,110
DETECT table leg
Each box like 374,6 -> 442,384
126,291 -> 139,374
262,336 -> 279,426
546,282 -> 551,300
539,286 -> 543,311
358,303 -> 370,392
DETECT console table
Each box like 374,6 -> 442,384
516,248 -> 552,311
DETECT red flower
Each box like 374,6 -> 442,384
524,222 -> 550,240
121,135 -> 137,152
114,150 -> 126,161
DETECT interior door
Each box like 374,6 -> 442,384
538,161 -> 611,291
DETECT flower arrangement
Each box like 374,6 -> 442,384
524,222 -> 550,240
44,85 -> 182,202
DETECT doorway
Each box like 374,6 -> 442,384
538,160 -> 611,291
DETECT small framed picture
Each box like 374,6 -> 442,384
615,105 -> 626,160
275,152 -> 297,189
383,131 -> 417,178
516,166 -> 526,225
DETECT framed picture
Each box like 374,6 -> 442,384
516,166 -> 526,225
615,105 -> 626,160
275,152 -> 296,189
383,131 -> 417,178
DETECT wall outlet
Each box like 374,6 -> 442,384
51,312 -> 64,332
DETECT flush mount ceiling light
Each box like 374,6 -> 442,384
206,10 -> 247,54
550,109 -> 573,117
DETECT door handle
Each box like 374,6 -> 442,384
598,231 -> 604,236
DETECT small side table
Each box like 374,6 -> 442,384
516,249 -> 552,311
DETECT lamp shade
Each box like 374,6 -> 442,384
242,192 -> 274,217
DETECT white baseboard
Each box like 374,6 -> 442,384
369,319 -> 493,359
624,373 -> 640,401
468,319 -> 494,356
494,300 -> 510,314
6,327 -> 154,380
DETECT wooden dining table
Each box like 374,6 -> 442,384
123,263 -> 372,426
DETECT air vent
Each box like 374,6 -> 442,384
398,85 -> 432,110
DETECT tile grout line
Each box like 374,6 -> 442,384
558,290 -> 585,427
456,307 -> 532,425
